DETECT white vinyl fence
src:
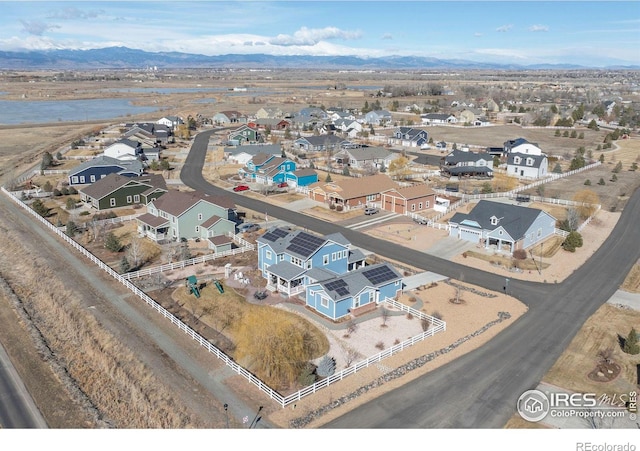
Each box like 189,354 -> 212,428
2,186 -> 446,408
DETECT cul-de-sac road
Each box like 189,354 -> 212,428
181,129 -> 640,428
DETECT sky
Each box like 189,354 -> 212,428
1,1 -> 639,67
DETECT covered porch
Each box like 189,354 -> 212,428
264,261 -> 306,297
136,213 -> 169,242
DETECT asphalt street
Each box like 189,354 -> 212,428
181,129 -> 640,428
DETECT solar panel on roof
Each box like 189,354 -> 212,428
286,231 -> 325,257
362,266 -> 398,285
325,279 -> 347,291
335,287 -> 350,297
262,228 -> 289,242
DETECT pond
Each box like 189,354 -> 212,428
0,98 -> 160,125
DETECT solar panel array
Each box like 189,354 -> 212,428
262,228 -> 289,242
325,279 -> 349,297
286,231 -> 325,258
362,265 -> 398,285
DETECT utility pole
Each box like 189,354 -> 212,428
224,403 -> 229,428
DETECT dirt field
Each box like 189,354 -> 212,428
504,302 -> 640,429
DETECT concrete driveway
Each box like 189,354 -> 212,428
425,236 -> 477,260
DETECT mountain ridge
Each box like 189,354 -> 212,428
1,46 -> 637,71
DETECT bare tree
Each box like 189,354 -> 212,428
341,343 -> 360,368
566,207 -> 580,231
127,235 -> 147,269
380,307 -> 390,327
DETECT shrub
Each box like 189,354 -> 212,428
512,249 -> 527,260
61,187 -> 69,196
79,211 -> 90,216
104,232 -> 123,252
68,186 -> 78,195
316,356 -> 336,378
335,205 -> 343,212
610,174 -> 618,182
598,178 -> 605,185
562,231 -> 583,252
584,179 -> 591,186
53,188 -> 62,196
375,341 -> 385,350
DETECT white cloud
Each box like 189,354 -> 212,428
496,24 -> 513,33
474,32 -> 483,38
529,25 -> 549,32
45,7 -> 103,20
268,26 -> 361,46
381,33 -> 393,40
20,20 -> 60,36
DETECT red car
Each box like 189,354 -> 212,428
233,184 -> 250,192
277,182 -> 288,188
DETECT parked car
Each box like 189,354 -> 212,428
238,222 -> 260,233
233,184 -> 250,192
413,216 -> 429,225
277,182 -> 288,188
364,207 -> 379,215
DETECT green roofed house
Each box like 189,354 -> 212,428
79,173 -> 167,210
136,189 -> 237,248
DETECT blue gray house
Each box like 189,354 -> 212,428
68,156 -> 144,186
448,200 -> 556,253
257,227 -> 401,320
240,153 -> 318,186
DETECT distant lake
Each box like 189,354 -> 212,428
102,87 -> 228,94
0,98 -> 159,125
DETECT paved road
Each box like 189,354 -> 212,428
0,341 -> 48,428
181,129 -> 640,428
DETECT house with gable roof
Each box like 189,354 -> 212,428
380,184 -> 436,215
363,110 -> 392,125
390,127 -> 429,148
420,113 -> 458,125
448,200 -> 556,253
103,138 -> 143,160
308,173 -> 398,210
293,135 -> 349,153
79,173 -> 167,210
225,144 -> 282,165
333,146 -> 395,170
228,124 -> 260,145
212,110 -> 248,125
156,116 -> 183,130
257,227 -> 401,319
504,138 -> 548,179
240,153 -> 318,187
136,190 -> 237,247
440,149 -> 494,178
68,156 -> 144,186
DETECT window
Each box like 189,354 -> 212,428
71,176 -> 78,184
353,296 -> 360,308
127,195 -> 132,203
490,216 -> 498,226
366,194 -> 376,202
134,194 -> 140,203
172,217 -> 176,223
395,280 -> 400,286
425,201 -> 429,208
79,176 -> 85,183
513,156 -> 521,164
418,202 -> 423,210
198,213 -> 203,220
411,204 -> 416,212
320,297 -> 329,308
537,228 -> 542,237
343,250 -> 348,259
90,175 -> 96,182
291,256 -> 302,267
323,254 -> 329,265
279,254 -> 284,262
265,250 -> 272,260
526,158 -> 534,166
110,198 -> 116,207
309,289 -> 315,297
332,252 -> 337,261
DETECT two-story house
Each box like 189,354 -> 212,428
228,124 -> 260,145
79,173 -> 167,210
363,110 -> 392,126
136,190 -> 237,248
68,156 -> 144,186
389,127 -> 429,148
333,146 -> 395,170
504,138 -> 548,179
212,110 -> 248,125
257,227 -> 402,319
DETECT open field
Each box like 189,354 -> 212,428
504,302 -> 640,429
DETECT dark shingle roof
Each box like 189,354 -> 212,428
449,200 -> 552,241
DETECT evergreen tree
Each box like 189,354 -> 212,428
623,328 -> 639,355
104,232 -> 123,252
316,355 -> 336,378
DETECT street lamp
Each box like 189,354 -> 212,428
224,403 -> 229,429
504,278 -> 509,294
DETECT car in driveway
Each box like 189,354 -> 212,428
277,182 -> 288,188
233,184 -> 250,192
237,222 -> 260,233
364,207 -> 379,215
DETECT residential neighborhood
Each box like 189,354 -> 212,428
1,59 -> 639,440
